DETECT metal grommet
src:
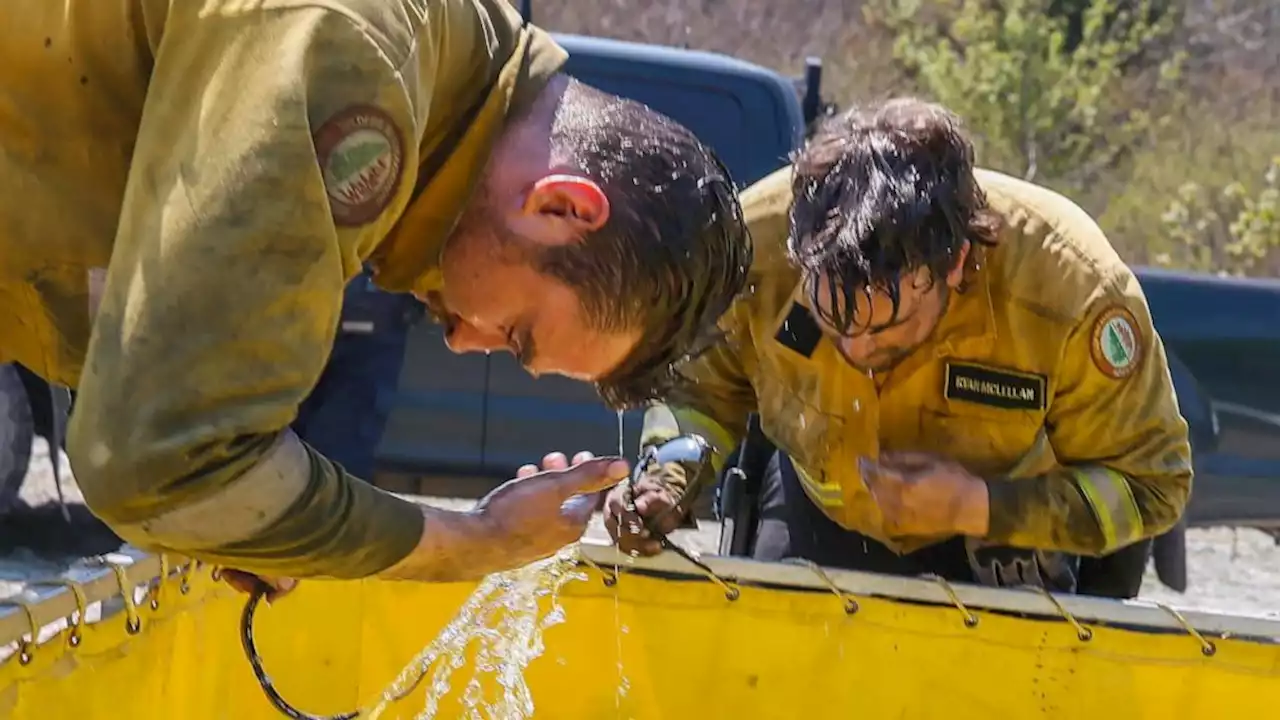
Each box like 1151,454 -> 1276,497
784,559 -> 859,615
658,540 -> 740,601
927,574 -> 979,628
578,554 -> 619,587
0,598 -> 41,666
1035,586 -> 1092,642
148,555 -> 171,611
108,562 -> 144,637
1156,603 -> 1217,657
29,578 -> 89,649
180,561 -> 199,595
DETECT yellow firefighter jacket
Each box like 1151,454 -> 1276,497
643,166 -> 1193,557
0,0 -> 565,578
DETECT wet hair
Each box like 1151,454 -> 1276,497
538,79 -> 751,409
788,97 -> 1001,336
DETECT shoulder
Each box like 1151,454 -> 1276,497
741,166 -> 800,283
730,166 -> 802,331
977,169 -> 1141,328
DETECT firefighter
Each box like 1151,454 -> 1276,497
606,98 -> 1192,595
0,0 -> 750,595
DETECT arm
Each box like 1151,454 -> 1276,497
983,274 -> 1194,556
69,6 -> 429,579
639,315 -> 759,503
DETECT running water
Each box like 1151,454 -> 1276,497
367,547 -> 588,720
367,416 -> 634,719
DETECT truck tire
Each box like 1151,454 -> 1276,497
1153,519 -> 1189,592
0,364 -> 35,515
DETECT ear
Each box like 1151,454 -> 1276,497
945,240 -> 971,289
521,174 -> 610,241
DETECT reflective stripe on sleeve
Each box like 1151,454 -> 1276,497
1072,465 -> 1145,551
113,430 -> 312,551
794,462 -> 844,507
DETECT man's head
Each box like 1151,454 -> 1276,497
429,76 -> 750,409
787,97 -> 1001,372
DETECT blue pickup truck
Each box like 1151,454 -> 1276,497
2,19 -> 1279,590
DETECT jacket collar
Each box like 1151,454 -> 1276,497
370,22 -> 567,294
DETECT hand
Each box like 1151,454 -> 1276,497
602,471 -> 683,558
214,568 -> 298,604
474,453 -> 631,568
859,451 -> 990,538
379,454 -> 631,583
515,450 -> 598,478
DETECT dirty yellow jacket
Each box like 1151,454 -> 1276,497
643,166 -> 1193,557
0,0 -> 565,578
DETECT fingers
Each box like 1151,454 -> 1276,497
217,570 -> 298,604
560,491 -> 603,527
601,481 -> 665,556
547,456 -> 631,499
517,450 -> 596,478
632,479 -> 682,534
602,483 -> 630,542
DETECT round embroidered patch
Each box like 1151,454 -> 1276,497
314,105 -> 404,227
1090,306 -> 1143,379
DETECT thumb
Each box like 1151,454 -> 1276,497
560,492 -> 603,527
549,456 -> 631,500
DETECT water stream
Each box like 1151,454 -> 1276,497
367,546 -> 591,720
367,413 -> 635,719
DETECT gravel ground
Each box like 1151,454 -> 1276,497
3,439 -> 1278,619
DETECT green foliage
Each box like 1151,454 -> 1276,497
1157,157 -> 1280,276
865,0 -> 1183,188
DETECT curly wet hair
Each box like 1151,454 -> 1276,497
787,97 -> 1001,336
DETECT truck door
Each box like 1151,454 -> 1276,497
375,321 -> 489,474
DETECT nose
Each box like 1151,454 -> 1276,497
443,321 -> 506,355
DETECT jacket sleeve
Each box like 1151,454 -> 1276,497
639,309 -> 759,499
67,6 -> 428,579
983,272 -> 1194,556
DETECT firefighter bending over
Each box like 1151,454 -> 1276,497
0,0 -> 749,589
607,98 -> 1192,595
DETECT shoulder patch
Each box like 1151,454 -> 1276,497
774,302 -> 822,358
945,362 -> 1046,411
314,105 -> 405,227
1090,305 -> 1143,379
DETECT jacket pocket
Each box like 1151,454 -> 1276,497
921,406 -> 1053,479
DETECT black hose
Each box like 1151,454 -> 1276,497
240,583 -> 359,720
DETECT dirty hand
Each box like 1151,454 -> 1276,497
475,453 -> 630,566
859,451 -> 990,538
602,469 -> 683,557
215,569 -> 298,604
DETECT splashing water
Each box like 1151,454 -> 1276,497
366,547 -> 588,720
